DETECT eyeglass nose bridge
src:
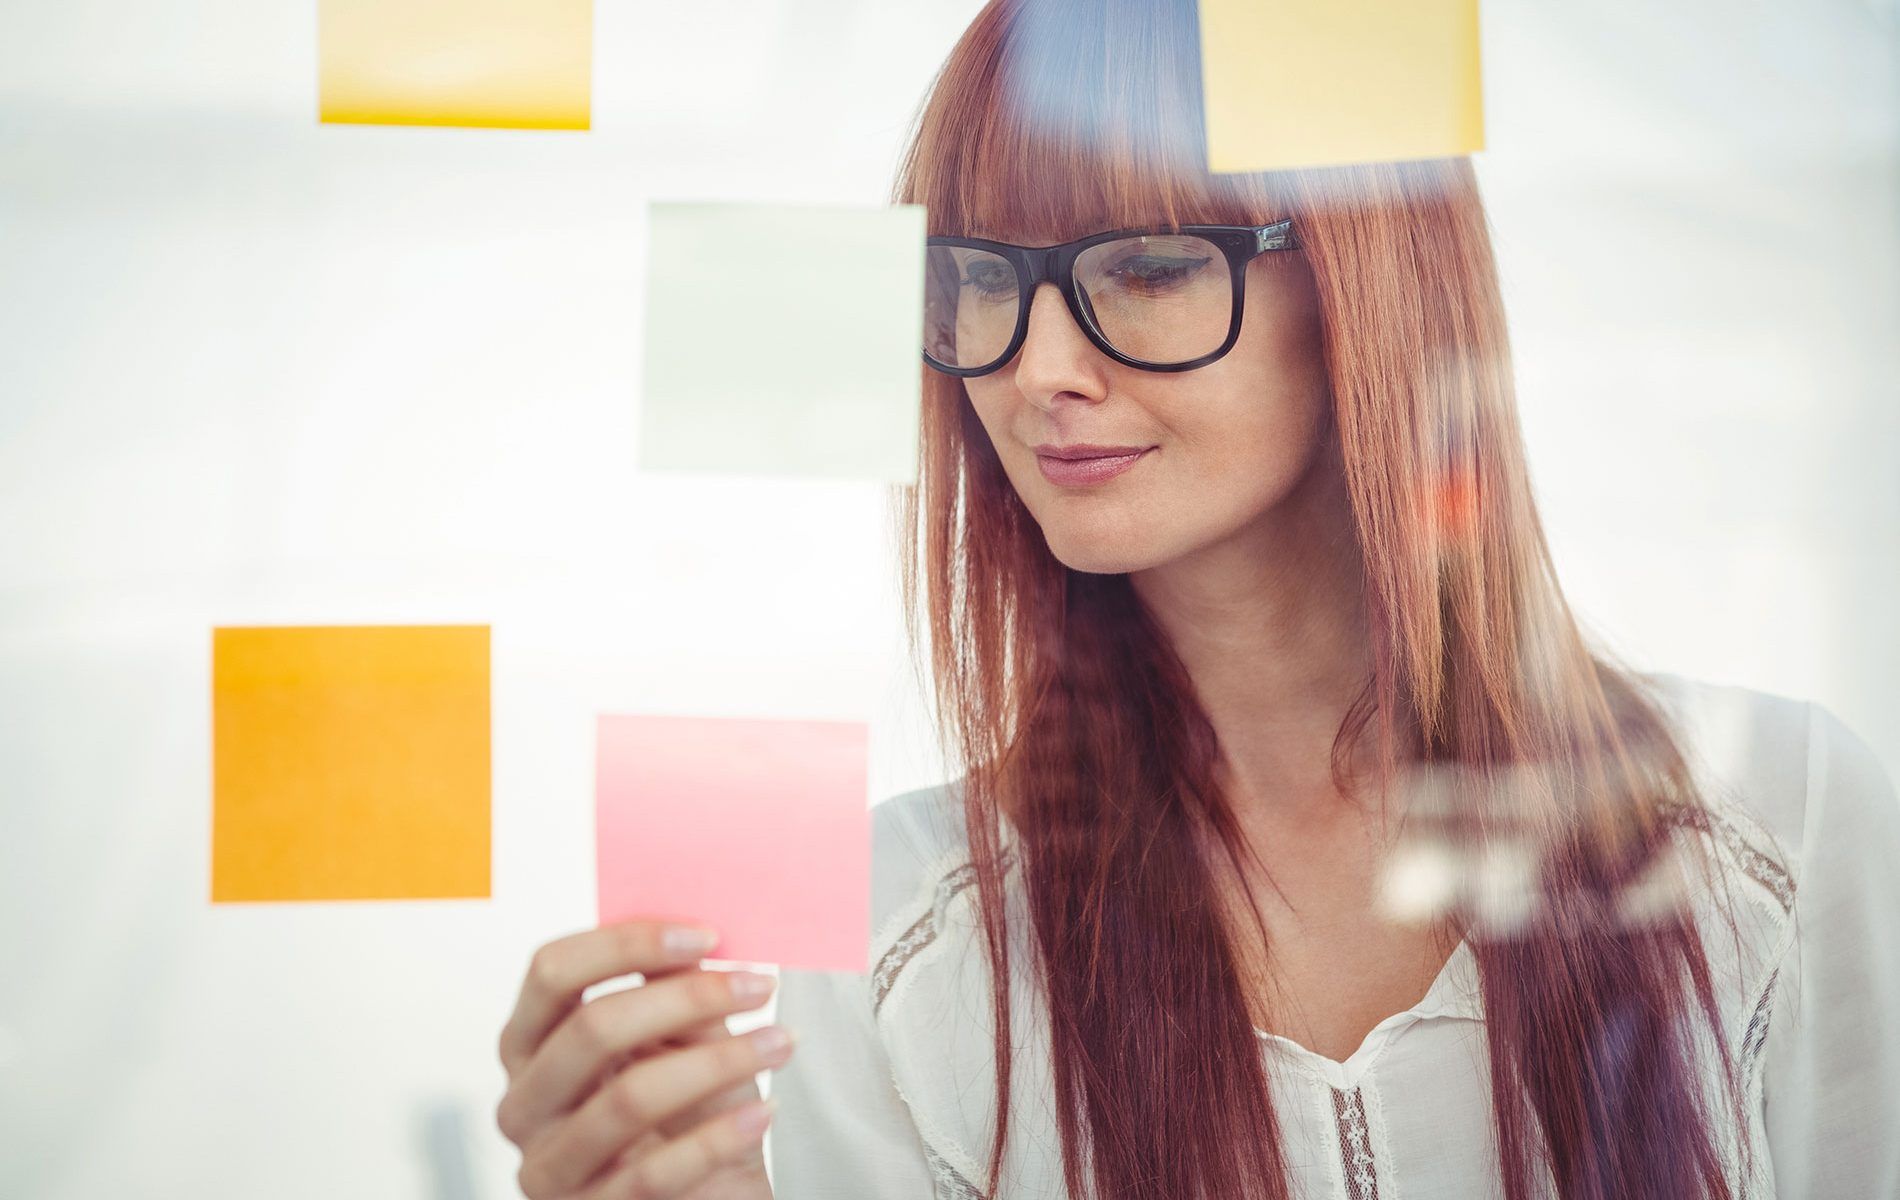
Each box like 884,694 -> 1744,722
1012,243 -> 1066,289
1010,243 -> 1115,359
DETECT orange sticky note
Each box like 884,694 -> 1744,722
319,0 -> 591,130
212,625 -> 491,902
595,714 -> 871,972
1197,0 -> 1484,172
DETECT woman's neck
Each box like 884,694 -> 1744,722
1129,449 -> 1380,830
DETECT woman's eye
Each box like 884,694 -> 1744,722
1105,254 -> 1214,292
960,264 -> 1016,296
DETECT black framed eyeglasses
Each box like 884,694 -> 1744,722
922,220 -> 1299,377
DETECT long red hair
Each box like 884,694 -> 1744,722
890,2 -> 1758,1197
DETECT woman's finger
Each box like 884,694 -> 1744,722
514,1024 -> 794,1197
579,1099 -> 777,1200
499,921 -> 718,1076
503,967 -> 775,1134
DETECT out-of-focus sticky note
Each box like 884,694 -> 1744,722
319,0 -> 591,130
212,625 -> 491,902
638,202 -> 925,483
1197,0 -> 1484,172
595,714 -> 871,972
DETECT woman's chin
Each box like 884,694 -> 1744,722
1044,534 -> 1159,576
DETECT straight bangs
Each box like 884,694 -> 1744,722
894,0 -> 1291,242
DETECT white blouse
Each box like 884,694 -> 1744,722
765,672 -> 1900,1198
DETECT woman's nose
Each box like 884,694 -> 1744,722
1012,282 -> 1107,401
1022,282 -> 1087,347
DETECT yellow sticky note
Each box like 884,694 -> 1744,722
212,625 -> 491,902
1198,0 -> 1484,172
319,0 -> 591,130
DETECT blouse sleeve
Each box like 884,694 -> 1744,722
1760,701 -> 1900,1199
764,965 -> 937,1198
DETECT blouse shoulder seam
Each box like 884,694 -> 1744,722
871,842 -> 974,958
870,843 -> 981,1021
886,1065 -> 992,1197
1667,739 -> 1801,918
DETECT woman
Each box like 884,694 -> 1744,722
494,1 -> 1900,1197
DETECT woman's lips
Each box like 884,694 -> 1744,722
1035,447 -> 1153,486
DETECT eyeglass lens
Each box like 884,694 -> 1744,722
923,234 -> 1233,371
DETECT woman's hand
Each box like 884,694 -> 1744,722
496,920 -> 792,1198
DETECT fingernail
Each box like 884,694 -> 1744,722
733,1097 -> 776,1140
663,926 -> 718,959
729,971 -> 776,1002
748,1024 -> 794,1063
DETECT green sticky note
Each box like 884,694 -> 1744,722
639,202 -> 926,483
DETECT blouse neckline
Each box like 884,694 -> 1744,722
992,797 -> 1488,1089
1249,937 -> 1484,1090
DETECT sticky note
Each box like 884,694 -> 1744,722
1197,0 -> 1484,172
319,0 -> 591,130
638,202 -> 925,483
595,714 -> 871,972
212,625 -> 491,902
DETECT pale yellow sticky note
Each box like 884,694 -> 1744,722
211,625 -> 491,902
638,202 -> 926,483
1198,0 -> 1483,172
319,0 -> 591,130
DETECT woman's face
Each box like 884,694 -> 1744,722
963,241 -> 1334,575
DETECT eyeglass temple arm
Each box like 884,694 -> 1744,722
1254,220 -> 1297,253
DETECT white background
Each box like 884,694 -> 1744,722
1,0 -> 1895,1197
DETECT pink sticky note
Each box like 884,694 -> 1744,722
595,714 -> 871,972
